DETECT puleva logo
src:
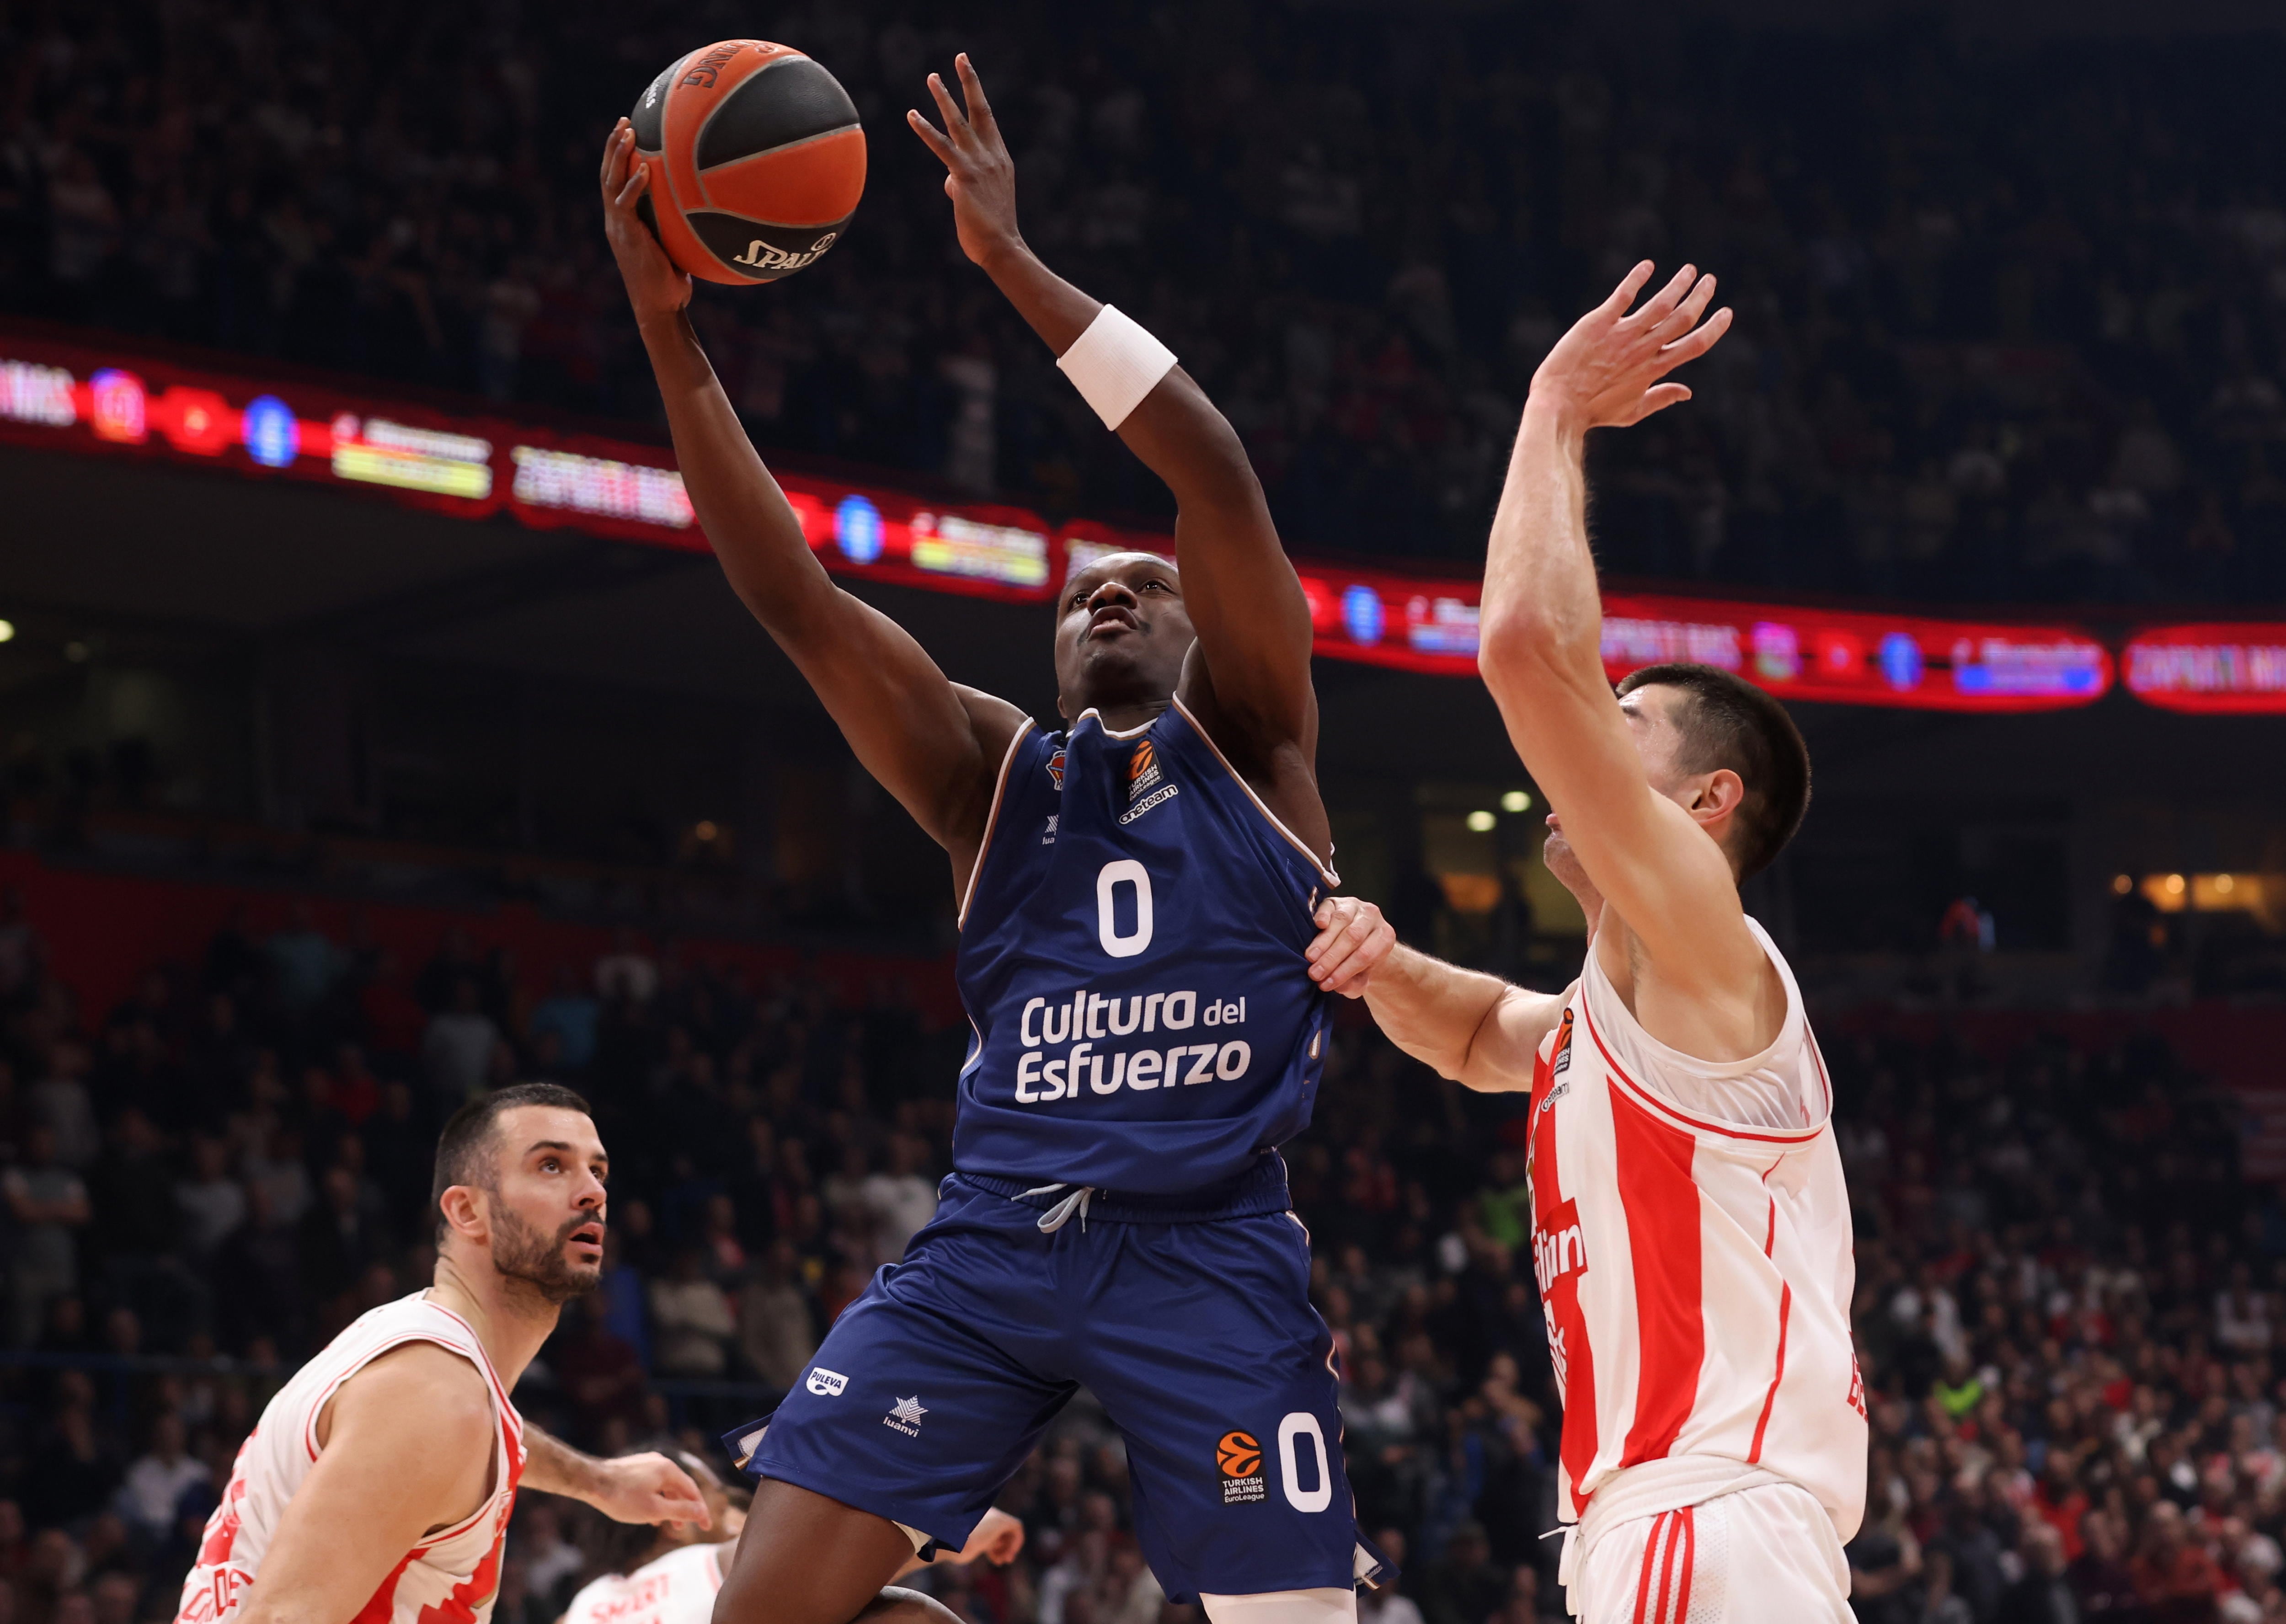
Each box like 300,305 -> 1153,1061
806,1367 -> 848,1397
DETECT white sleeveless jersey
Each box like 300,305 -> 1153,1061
1528,919 -> 1866,1544
175,1293 -> 525,1624
561,1543 -> 726,1624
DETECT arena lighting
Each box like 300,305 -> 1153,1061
1465,810 -> 1497,833
0,323 -> 2221,714
1501,791 -> 1533,813
2113,873 -> 2134,895
0,620 -> 13,643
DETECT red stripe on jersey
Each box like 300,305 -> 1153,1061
1611,1087 -> 1705,1468
1671,1506 -> 1694,1622
415,1526 -> 507,1624
347,1549 -> 423,1624
1530,1019 -> 1599,1518
1630,1514 -> 1666,1624
1748,1281 -> 1794,1464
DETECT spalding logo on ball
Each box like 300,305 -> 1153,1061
631,40 -> 865,284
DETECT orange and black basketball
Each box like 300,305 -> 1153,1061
1216,1431 -> 1261,1478
630,40 -> 865,285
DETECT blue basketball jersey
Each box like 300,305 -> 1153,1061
952,697 -> 1337,1194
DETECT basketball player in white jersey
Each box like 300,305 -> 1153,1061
1301,263 -> 1865,1621
176,1084 -> 711,1624
561,1450 -> 1023,1624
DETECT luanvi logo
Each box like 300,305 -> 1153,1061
732,233 -> 839,272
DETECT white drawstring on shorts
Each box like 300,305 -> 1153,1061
1022,1182 -> 1096,1233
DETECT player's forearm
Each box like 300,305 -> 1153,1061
636,310 -> 835,635
1479,398 -> 1605,697
518,1425 -> 610,1507
1361,946 -> 1512,1086
980,243 -> 1261,518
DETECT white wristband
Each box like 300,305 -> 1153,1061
1056,304 -> 1177,430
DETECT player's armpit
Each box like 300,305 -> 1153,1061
1116,373 -> 1316,752
234,1346 -> 496,1624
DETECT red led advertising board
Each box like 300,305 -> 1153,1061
0,324 -> 2236,719
2123,624 -> 2286,715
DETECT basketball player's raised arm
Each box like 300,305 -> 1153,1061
909,58 -> 1317,763
1304,895 -> 1567,1092
1477,263 -> 1754,987
598,122 -> 1023,860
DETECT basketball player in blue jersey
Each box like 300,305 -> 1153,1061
600,54 -> 1383,1624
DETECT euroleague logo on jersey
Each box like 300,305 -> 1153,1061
1217,1429 -> 1266,1504
1127,741 -> 1161,797
1120,739 -> 1179,825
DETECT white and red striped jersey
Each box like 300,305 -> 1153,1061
175,1293 -> 526,1624
1528,919 -> 1865,1544
561,1542 -> 726,1624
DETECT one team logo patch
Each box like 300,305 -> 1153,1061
1217,1430 -> 1266,1505
1046,748 -> 1066,790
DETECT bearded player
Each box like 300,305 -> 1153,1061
175,1084 -> 710,1624
1303,266 -> 1865,1621
601,51 -> 1384,1624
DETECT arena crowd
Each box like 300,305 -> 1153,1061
5,2 -> 2286,604
0,877 -> 2270,1624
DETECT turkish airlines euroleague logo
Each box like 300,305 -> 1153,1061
1217,1429 -> 1266,1505
1128,741 -> 1162,798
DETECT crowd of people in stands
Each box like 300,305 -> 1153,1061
6,2 -> 2286,603
0,873 -> 2276,1624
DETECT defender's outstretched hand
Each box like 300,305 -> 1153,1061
907,54 -> 1022,270
1308,896 -> 1397,998
599,118 -> 691,322
1530,261 -> 1731,434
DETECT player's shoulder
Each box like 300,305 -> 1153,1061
334,1339 -> 496,1432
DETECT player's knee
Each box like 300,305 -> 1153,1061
1198,1588 -> 1359,1624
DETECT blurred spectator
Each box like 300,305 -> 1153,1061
422,980 -> 500,1106
528,968 -> 600,1076
111,1415 -> 207,1547
647,1251 -> 734,1379
5,1126 -> 90,1345
594,933 -> 658,1007
737,1238 -> 819,1393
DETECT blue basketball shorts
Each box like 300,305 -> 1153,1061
725,1163 -> 1384,1601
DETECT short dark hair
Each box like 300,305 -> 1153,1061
432,1082 -> 592,1243
1614,662 -> 1810,881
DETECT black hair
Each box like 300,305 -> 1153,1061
431,1082 -> 592,1244
1614,662 -> 1811,880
